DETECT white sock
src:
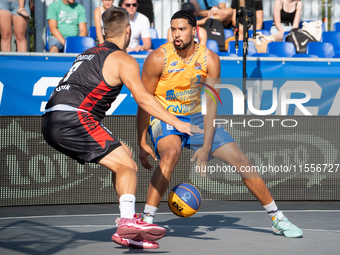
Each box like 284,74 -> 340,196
143,204 -> 158,217
119,194 -> 136,219
263,200 -> 280,219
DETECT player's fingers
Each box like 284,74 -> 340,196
190,152 -> 198,162
190,124 -> 204,134
150,150 -> 158,162
141,158 -> 152,170
197,159 -> 207,177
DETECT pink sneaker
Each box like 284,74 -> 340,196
112,233 -> 159,249
115,214 -> 166,241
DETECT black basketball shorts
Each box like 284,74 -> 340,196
41,111 -> 121,164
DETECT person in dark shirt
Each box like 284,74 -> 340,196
270,0 -> 303,41
231,0 -> 263,40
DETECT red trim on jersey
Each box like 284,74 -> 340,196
79,80 -> 111,112
78,111 -> 114,148
78,80 -> 114,148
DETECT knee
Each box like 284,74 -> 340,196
1,31 -> 12,40
160,148 -> 181,165
233,153 -> 251,168
116,160 -> 137,175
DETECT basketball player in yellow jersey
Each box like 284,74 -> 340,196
136,10 -> 303,247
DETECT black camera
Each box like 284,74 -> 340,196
237,7 -> 254,29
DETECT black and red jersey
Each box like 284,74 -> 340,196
45,41 -> 123,121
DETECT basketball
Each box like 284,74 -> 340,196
168,183 -> 201,217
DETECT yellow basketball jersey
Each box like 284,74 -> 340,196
154,42 -> 208,116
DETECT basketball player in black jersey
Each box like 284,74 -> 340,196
42,7 -> 202,249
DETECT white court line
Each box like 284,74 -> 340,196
0,210 -> 340,220
0,225 -> 339,233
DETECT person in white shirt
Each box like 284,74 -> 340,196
120,0 -> 151,52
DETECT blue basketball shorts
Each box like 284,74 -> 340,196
148,113 -> 235,160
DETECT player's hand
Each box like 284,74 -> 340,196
139,143 -> 157,170
174,121 -> 204,136
190,147 -> 210,177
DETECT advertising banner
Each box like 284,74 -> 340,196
1,54 -> 340,116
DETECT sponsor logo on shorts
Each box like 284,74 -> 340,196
80,112 -> 96,130
166,124 -> 174,130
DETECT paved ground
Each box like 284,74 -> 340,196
0,201 -> 339,255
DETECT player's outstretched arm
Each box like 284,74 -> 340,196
104,50 -> 202,137
191,49 -> 221,176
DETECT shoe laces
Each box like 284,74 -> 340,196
275,214 -> 295,228
115,214 -> 140,227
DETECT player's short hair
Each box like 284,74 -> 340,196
171,10 -> 196,27
102,7 -> 130,38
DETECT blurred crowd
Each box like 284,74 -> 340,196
0,0 -> 337,57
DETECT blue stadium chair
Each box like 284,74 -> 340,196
88,26 -> 97,41
218,52 -> 238,57
306,42 -> 335,58
334,22 -> 340,32
151,38 -> 167,49
262,20 -> 273,31
267,42 -> 296,57
128,51 -> 151,55
251,53 -> 278,57
64,36 -> 96,53
249,30 -> 271,38
45,25 -> 50,52
292,53 -> 318,58
228,40 -> 257,56
282,31 -> 290,42
322,31 -> 340,54
207,39 -> 219,53
224,29 -> 234,39
150,27 -> 159,39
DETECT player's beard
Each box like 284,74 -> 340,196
174,37 -> 193,50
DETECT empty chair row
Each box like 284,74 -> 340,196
266,41 -> 337,58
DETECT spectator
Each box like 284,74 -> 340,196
120,0 -> 151,52
94,0 -> 115,44
270,0 -> 303,41
0,0 -> 31,52
47,0 -> 87,53
136,0 -> 154,27
190,0 -> 232,28
231,0 -> 263,40
167,2 -> 207,46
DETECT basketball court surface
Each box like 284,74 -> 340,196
0,200 -> 339,255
